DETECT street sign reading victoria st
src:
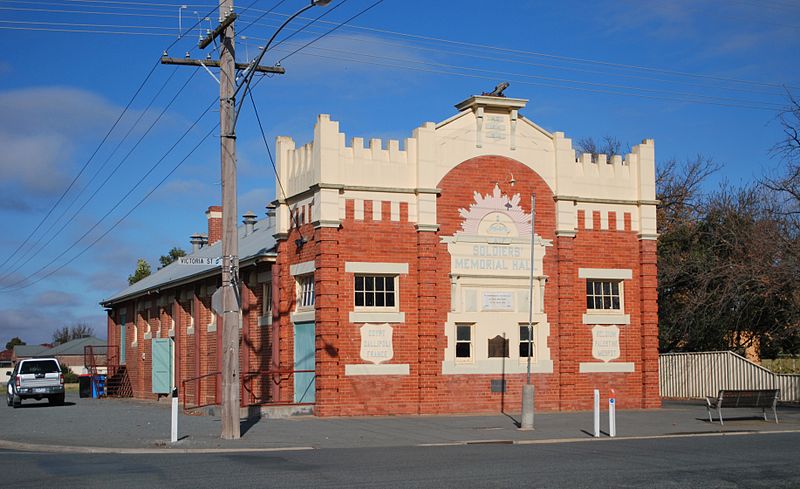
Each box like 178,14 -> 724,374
177,257 -> 222,266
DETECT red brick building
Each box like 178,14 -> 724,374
102,94 -> 659,414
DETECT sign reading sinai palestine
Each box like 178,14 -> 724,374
360,323 -> 394,365
445,184 -> 551,277
592,325 -> 620,362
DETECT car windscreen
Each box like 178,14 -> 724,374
19,360 -> 60,374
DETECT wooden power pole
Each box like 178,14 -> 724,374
162,0 -> 281,440
217,0 -> 240,441
162,0 -> 316,441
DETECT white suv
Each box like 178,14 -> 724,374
6,358 -> 65,408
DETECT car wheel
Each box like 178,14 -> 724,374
12,395 -> 21,408
6,394 -> 11,407
50,394 -> 65,405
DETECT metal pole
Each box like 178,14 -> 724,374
219,0 -> 241,440
526,194 -> 536,383
520,193 -> 536,431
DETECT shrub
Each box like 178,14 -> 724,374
62,366 -> 80,384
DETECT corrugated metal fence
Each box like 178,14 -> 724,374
659,351 -> 800,402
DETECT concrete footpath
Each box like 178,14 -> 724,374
2,391 -> 799,453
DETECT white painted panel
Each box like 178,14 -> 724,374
578,268 -> 633,280
579,362 -> 635,373
345,262 -> 409,274
582,313 -> 630,325
349,311 -> 405,323
290,260 -> 315,276
345,364 -> 410,376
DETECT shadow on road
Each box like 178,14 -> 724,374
12,401 -> 76,409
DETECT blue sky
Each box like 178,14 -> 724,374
1,0 -> 798,345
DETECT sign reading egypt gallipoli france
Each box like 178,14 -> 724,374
359,323 -> 394,365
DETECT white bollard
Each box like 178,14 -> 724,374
171,388 -> 178,443
609,389 -> 616,438
593,389 -> 600,438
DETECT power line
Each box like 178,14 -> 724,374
247,80 -> 286,202
268,39 -> 785,110
0,0 -> 224,276
0,59 -> 161,275
2,123 -> 219,293
233,0 -> 350,126
272,48 -> 784,111
6,1 -> 798,91
0,68 -> 193,285
0,89 -> 219,292
3,20 -> 787,110
252,6 -> 800,91
277,0 -> 383,64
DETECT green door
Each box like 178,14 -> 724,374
152,338 -> 173,394
293,322 -> 315,403
119,310 -> 126,366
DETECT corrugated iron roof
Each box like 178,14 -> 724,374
47,336 -> 106,356
101,217 -> 276,306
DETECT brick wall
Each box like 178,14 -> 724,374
108,154 -> 658,414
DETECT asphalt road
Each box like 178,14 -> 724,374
2,432 -> 799,488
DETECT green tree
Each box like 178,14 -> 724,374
128,258 -> 151,285
5,337 -> 25,351
159,246 -> 186,269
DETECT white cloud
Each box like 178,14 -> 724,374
262,32 -> 434,93
35,290 -> 79,307
239,187 -> 273,216
0,132 -> 72,193
0,86 -> 124,206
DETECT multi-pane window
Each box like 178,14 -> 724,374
297,275 -> 314,309
354,275 -> 396,309
586,280 -> 621,311
262,282 -> 272,316
519,324 -> 534,358
455,324 -> 472,360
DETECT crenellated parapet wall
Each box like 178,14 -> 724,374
274,96 -> 657,240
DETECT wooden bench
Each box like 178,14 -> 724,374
705,389 -> 780,425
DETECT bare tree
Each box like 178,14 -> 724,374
575,136 -> 626,161
656,156 -> 720,234
763,93 -> 800,252
52,323 -> 95,345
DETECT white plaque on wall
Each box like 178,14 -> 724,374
592,325 -> 620,363
482,291 -> 514,311
360,323 -> 394,365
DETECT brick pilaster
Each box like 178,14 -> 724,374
639,239 -> 660,408
417,229 -> 441,413
557,234 -> 577,410
314,226 -> 341,416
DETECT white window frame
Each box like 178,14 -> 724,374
353,274 -> 399,312
296,274 -> 315,311
262,281 -> 273,316
585,279 -> 623,313
455,323 -> 474,363
518,323 -> 536,361
345,262 -> 408,323
578,268 -> 631,325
